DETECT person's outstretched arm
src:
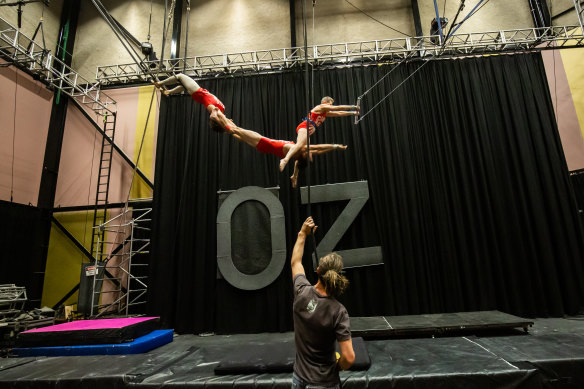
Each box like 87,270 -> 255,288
291,217 -> 316,279
306,144 -> 348,155
313,104 -> 359,116
325,110 -> 359,117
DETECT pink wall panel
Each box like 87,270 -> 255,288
0,63 -> 53,206
55,86 -> 158,208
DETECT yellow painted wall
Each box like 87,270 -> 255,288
561,45 -> 584,140
41,211 -> 103,308
130,85 -> 157,199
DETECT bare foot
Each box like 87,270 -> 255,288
279,158 -> 288,172
290,174 -> 298,188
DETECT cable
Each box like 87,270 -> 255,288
90,0 -> 150,75
455,0 -> 491,30
10,70 -> 17,202
303,0 -> 319,261
443,0 -> 447,16
357,59 -> 429,123
83,112 -> 101,264
311,1 -> 315,107
184,0 -> 190,73
147,0 -> 153,42
357,49 -> 420,101
551,1 -> 559,128
343,0 -> 410,37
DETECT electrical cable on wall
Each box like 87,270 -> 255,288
10,70 -> 17,203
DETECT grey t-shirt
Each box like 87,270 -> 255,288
293,273 -> 351,386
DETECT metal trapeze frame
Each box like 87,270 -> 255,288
96,25 -> 584,84
90,205 -> 152,318
0,16 -> 116,115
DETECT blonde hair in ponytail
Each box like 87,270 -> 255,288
318,253 -> 349,297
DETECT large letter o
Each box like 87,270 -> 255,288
216,186 -> 286,290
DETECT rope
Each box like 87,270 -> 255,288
147,0 -> 153,42
303,0 -> 319,261
82,111 -> 101,265
184,0 -> 190,73
90,0 -> 151,76
10,70 -> 17,202
99,0 -> 175,265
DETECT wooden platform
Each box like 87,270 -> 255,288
350,310 -> 533,338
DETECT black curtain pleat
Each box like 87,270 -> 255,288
148,53 -> 584,334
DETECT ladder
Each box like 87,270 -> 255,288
90,112 -> 117,259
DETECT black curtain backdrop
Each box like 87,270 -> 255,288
149,53 -> 584,334
0,201 -> 46,308
571,169 -> 584,212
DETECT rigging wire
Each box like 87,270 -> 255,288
82,112 -> 101,264
147,0 -> 153,42
303,0 -> 318,260
356,0 -> 493,123
184,0 -> 191,73
10,70 -> 17,202
343,0 -> 410,37
358,59 -> 429,123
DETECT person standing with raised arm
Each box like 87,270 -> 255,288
290,217 -> 355,389
280,96 -> 359,171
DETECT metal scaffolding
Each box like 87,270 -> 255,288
96,25 -> 584,84
0,15 -> 116,116
91,205 -> 151,318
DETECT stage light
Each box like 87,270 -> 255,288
140,42 -> 153,56
430,17 -> 449,44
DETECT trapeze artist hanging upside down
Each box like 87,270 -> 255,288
153,73 -> 233,133
279,96 -> 359,172
226,124 -> 347,188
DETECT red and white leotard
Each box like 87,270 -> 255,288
296,111 -> 327,135
191,88 -> 225,113
256,137 -> 295,159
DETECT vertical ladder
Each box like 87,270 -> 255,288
90,112 -> 117,260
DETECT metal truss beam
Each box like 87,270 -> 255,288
96,25 -> 584,84
0,15 -> 116,116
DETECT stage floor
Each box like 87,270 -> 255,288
0,317 -> 583,388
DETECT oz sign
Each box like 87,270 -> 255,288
216,181 -> 383,290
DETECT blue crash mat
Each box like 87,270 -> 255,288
12,329 -> 173,357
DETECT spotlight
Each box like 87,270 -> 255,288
430,17 -> 449,44
140,42 -> 153,56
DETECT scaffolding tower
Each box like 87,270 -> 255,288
91,205 -> 151,317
